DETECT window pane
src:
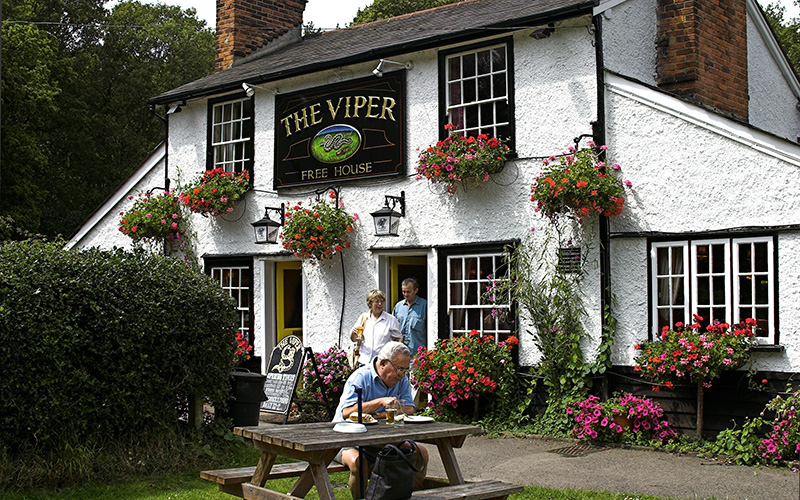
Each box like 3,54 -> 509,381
696,245 -> 709,274
658,308 -> 670,330
464,257 -> 477,279
448,56 -> 460,80
450,108 -> 464,130
480,102 -> 494,126
657,278 -> 670,305
739,276 -> 752,303
478,75 -> 491,100
466,105 -> 479,129
479,256 -> 493,279
464,80 -> 476,103
711,306 -> 726,324
671,246 -> 683,271
463,53 -> 476,78
493,74 -> 506,99
756,277 -> 769,304
467,308 -> 481,330
739,244 -> 751,272
465,282 -> 478,305
450,260 -> 462,280
491,47 -> 505,70
672,277 -> 684,305
673,308 -> 685,326
657,247 -> 669,275
477,50 -> 491,75
712,244 -> 725,273
754,242 -> 768,272
496,102 -> 509,126
697,278 -> 709,304
712,276 -> 725,304
449,82 -> 462,105
450,283 -> 463,305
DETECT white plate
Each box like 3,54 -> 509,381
405,415 -> 434,423
333,422 -> 367,433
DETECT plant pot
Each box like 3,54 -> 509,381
613,415 -> 632,430
225,367 -> 267,427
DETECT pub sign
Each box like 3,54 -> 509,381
274,72 -> 406,188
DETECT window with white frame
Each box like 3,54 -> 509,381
446,252 -> 512,341
650,236 -> 775,343
208,95 -> 253,174
208,262 -> 253,344
442,39 -> 513,142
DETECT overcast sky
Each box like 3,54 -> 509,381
165,0 -> 799,29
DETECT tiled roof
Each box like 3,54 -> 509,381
150,0 -> 595,104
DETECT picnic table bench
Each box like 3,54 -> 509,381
202,421 -> 522,500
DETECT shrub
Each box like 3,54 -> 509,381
0,239 -> 240,454
412,329 -> 518,421
294,345 -> 353,422
567,393 -> 677,444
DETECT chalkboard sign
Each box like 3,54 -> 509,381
261,335 -> 305,415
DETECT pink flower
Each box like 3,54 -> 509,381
624,180 -> 633,188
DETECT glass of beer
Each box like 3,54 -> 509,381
385,407 -> 396,424
356,326 -> 364,340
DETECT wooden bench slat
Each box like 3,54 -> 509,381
242,483 -> 304,500
411,480 -> 524,500
201,461 -> 348,485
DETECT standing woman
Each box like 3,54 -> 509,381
351,289 -> 402,366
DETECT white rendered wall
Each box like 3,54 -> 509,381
162,27 -> 604,362
601,0 -> 659,87
605,73 -> 800,372
747,13 -> 800,143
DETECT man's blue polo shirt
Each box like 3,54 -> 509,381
333,357 -> 414,422
393,297 -> 427,356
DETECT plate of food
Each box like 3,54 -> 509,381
405,415 -> 435,423
348,413 -> 377,424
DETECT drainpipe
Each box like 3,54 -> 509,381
149,104 -> 171,192
593,13 -> 612,400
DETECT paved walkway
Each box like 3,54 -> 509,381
424,434 -> 798,500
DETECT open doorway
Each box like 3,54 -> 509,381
389,256 -> 427,311
276,261 -> 303,344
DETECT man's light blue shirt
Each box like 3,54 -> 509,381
393,297 -> 427,356
333,358 -> 414,422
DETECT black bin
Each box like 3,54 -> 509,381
227,367 -> 267,427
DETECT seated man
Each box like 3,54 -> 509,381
333,341 -> 429,499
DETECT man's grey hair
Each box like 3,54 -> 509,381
401,277 -> 419,290
378,341 -> 410,361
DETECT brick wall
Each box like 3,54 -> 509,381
216,0 -> 307,72
656,0 -> 749,121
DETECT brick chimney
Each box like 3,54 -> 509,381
215,0 -> 307,72
656,0 -> 748,121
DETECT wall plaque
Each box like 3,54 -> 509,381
274,72 -> 406,188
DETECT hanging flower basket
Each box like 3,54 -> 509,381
531,143 -> 631,221
118,189 -> 186,246
280,190 -> 357,263
179,168 -> 250,217
416,124 -> 509,194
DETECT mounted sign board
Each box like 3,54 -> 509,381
261,335 -> 304,416
274,72 -> 406,188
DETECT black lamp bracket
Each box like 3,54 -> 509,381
314,185 -> 341,204
263,203 -> 285,225
383,191 -> 406,217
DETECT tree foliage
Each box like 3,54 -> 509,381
764,1 -> 800,78
1,0 -> 214,239
351,0 -> 463,26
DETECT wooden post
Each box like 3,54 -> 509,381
189,393 -> 204,430
696,379 -> 704,440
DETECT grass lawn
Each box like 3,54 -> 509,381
3,469 -> 717,500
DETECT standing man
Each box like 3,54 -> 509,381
392,277 -> 427,407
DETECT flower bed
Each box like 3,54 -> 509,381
567,393 -> 677,444
412,329 -> 518,420
179,168 -> 250,217
416,124 -> 509,194
294,346 -> 353,422
280,190 -> 357,263
530,143 -> 630,221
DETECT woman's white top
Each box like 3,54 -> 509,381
355,311 -> 402,365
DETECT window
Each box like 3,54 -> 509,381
206,258 -> 254,344
207,94 -> 254,175
446,251 -> 511,341
441,39 -> 514,143
650,236 -> 776,343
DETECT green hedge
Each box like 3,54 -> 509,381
0,239 -> 239,452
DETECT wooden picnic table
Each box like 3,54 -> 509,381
230,420 -> 481,500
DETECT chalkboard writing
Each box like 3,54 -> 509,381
261,335 -> 304,414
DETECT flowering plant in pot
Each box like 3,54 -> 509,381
758,388 -> 800,463
179,168 -> 250,217
530,143 -> 630,221
567,393 -> 677,444
634,315 -> 758,437
294,345 -> 353,422
280,190 -> 357,263
416,124 -> 509,194
412,329 -> 518,421
233,331 -> 253,364
118,189 -> 186,247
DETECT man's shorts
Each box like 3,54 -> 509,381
333,445 -> 382,466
